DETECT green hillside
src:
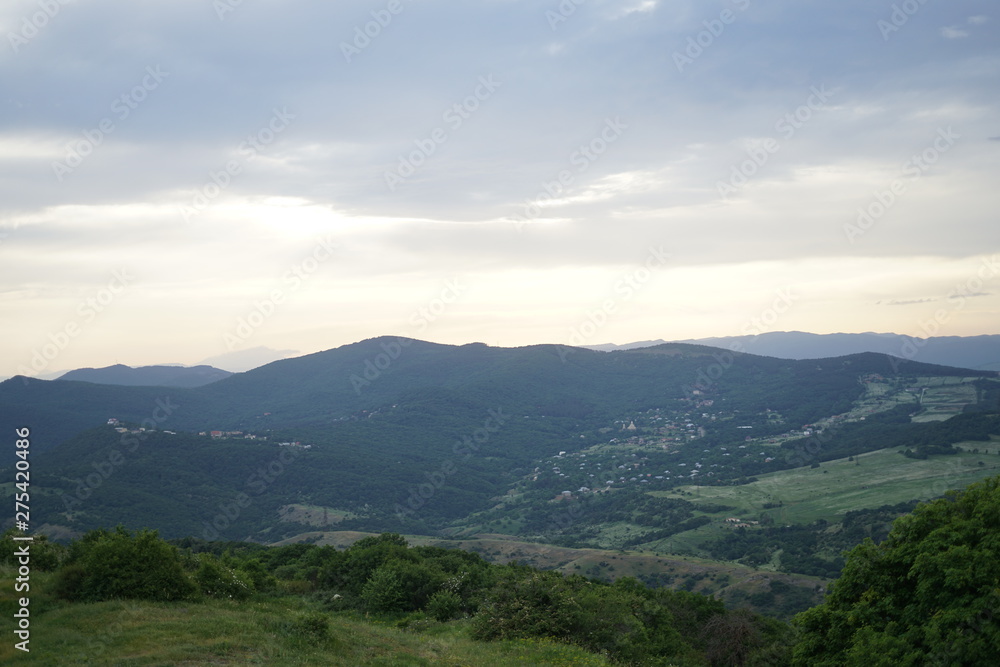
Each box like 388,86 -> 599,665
0,529 -> 795,666
0,589 -> 612,666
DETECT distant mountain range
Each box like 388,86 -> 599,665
197,346 -> 300,373
2,336 -> 998,544
56,364 -> 232,388
587,332 -> 1000,372
4,336 -> 995,454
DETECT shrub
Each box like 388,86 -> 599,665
361,565 -> 408,613
290,611 -> 329,641
55,527 -> 196,602
194,554 -> 253,600
426,589 -> 462,621
52,563 -> 87,601
1,529 -> 66,571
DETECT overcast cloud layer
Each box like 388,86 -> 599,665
2,0 -> 999,377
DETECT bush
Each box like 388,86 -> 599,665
194,554 -> 254,600
263,611 -> 332,649
426,589 -> 462,621
234,558 -> 276,592
290,611 -> 329,642
52,563 -> 87,601
1,529 -> 65,571
55,526 -> 196,602
360,565 -> 408,613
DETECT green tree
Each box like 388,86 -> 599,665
360,565 -> 408,613
793,475 -> 1000,666
319,533 -> 412,595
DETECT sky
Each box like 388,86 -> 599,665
2,0 -> 999,377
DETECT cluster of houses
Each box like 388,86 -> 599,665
107,419 -> 314,449
107,418 -> 175,435
724,517 -> 761,529
200,430 -> 312,448
278,441 -> 312,449
203,430 -> 256,439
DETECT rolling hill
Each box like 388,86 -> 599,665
56,363 -> 232,388
591,332 -> 1000,371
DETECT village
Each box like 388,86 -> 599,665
105,418 -> 312,449
521,375 -> 928,515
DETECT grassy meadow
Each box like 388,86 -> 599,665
652,438 -> 1000,526
0,569 -> 610,666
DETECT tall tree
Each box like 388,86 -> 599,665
793,475 -> 1000,665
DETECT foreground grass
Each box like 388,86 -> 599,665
0,574 -> 609,666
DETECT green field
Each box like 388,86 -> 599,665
277,504 -> 357,527
651,441 -> 1000,527
910,376 -> 982,422
955,437 -> 1000,455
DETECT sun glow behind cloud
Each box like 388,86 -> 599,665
0,0 -> 997,375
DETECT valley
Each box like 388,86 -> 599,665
4,339 -> 1000,623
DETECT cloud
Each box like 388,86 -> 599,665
1,0 -> 998,372
881,298 -> 937,306
941,26 -> 970,39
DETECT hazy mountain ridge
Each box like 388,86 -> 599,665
57,363 -> 232,388
588,332 -> 1000,371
